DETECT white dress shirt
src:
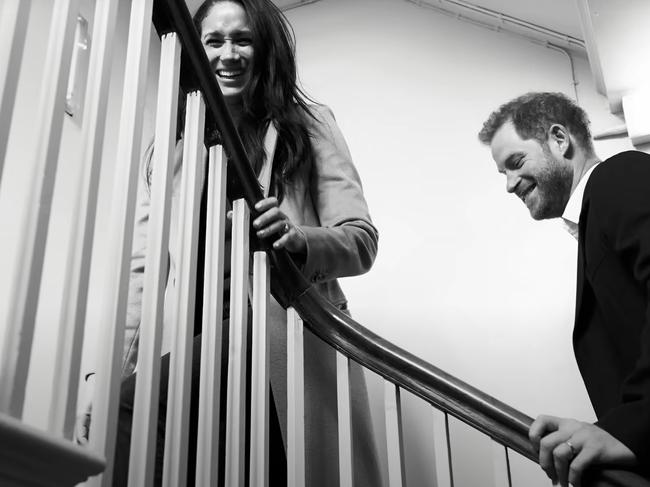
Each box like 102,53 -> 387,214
561,163 -> 600,240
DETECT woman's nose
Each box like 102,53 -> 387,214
220,40 -> 240,61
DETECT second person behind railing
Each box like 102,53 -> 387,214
109,0 -> 382,485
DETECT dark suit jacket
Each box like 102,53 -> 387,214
575,150 -> 650,470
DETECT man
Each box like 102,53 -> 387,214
478,92 -> 650,486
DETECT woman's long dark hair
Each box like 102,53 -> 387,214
193,0 -> 316,200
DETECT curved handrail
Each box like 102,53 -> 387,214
151,1 -> 650,485
0,413 -> 105,485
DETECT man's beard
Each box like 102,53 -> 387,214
530,148 -> 573,220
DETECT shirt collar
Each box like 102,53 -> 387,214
561,163 -> 599,240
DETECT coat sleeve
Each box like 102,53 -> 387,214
121,142 -> 181,376
298,105 -> 378,284
589,152 -> 650,470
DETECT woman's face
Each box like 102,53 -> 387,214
200,1 -> 254,103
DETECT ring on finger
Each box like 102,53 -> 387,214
565,440 -> 577,457
282,221 -> 290,234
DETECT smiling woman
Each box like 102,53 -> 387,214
198,1 -> 254,103
191,0 -> 318,199
108,0 -> 382,485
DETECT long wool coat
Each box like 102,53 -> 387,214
123,105 -> 382,486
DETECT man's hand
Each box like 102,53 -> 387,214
529,415 -> 636,486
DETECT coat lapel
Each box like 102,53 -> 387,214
573,197 -> 590,340
575,239 -> 585,329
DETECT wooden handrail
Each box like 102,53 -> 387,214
149,2 -> 650,485
294,288 -> 535,459
0,413 -> 104,485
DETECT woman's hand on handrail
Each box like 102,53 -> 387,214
253,197 -> 307,255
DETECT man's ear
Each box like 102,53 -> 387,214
548,124 -> 572,157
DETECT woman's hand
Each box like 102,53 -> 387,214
253,197 -> 307,255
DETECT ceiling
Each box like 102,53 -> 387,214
185,0 -> 584,42
461,0 -> 583,39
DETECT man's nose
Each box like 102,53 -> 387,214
506,172 -> 519,193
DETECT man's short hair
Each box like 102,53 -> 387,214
478,92 -> 593,151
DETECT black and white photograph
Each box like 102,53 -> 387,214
0,0 -> 649,486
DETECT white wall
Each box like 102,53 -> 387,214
283,0 -> 637,485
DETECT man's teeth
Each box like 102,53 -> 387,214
522,185 -> 534,201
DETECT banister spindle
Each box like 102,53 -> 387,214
337,353 -> 354,487
492,443 -> 513,487
250,251 -> 270,487
225,198 -> 251,487
385,382 -> 406,487
195,143 -> 228,484
47,0 -> 119,440
0,0 -> 80,419
195,144 -> 228,486
162,90 -> 206,487
0,0 -> 31,176
432,408 -> 453,487
126,32 -> 181,487
287,307 -> 305,487
86,1 -> 154,485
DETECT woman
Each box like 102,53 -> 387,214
115,0 -> 381,485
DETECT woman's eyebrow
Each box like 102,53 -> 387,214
228,28 -> 252,36
202,31 -> 217,42
203,27 -> 252,38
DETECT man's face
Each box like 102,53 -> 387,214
490,121 -> 573,220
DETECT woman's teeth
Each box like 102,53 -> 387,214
218,69 -> 243,78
